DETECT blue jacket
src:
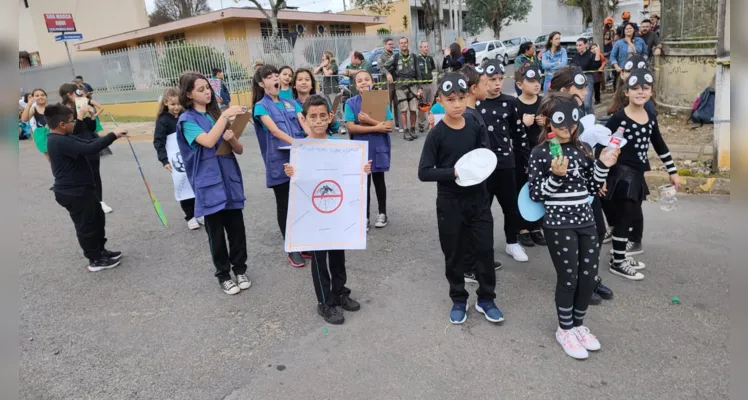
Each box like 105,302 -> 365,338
215,78 -> 231,106
345,95 -> 391,173
609,38 -> 648,67
253,95 -> 306,187
176,109 -> 245,217
541,48 -> 568,76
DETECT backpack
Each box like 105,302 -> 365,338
690,87 -> 715,124
462,47 -> 477,66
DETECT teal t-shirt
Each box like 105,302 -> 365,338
181,112 -> 216,148
253,101 -> 303,130
430,102 -> 445,114
279,88 -> 293,100
343,104 -> 394,122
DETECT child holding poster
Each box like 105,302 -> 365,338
284,94 -> 370,325
292,68 -> 341,138
152,87 -> 202,230
177,72 -> 250,295
252,65 -> 311,268
344,69 -> 393,231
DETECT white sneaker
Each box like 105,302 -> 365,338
505,243 -> 529,262
556,327 -> 589,359
626,256 -> 646,270
197,216 -> 205,225
220,280 -> 240,295
572,326 -> 601,351
187,218 -> 200,230
609,259 -> 645,280
375,213 -> 388,228
100,201 -> 113,214
236,274 -> 252,290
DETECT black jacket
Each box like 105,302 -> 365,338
153,113 -> 178,166
571,50 -> 602,74
417,54 -> 437,82
72,117 -> 100,162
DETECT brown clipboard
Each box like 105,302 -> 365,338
331,93 -> 343,115
360,89 -> 390,123
216,112 -> 250,155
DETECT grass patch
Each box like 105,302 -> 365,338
102,115 -> 154,124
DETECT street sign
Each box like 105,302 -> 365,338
55,33 -> 83,42
44,13 -> 76,32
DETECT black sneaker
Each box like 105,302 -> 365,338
88,257 -> 121,272
220,279 -> 240,295
101,249 -> 122,260
339,295 -> 361,312
464,272 -> 477,283
589,291 -> 602,305
518,232 -> 535,247
317,304 -> 345,324
609,259 -> 645,280
288,252 -> 305,268
530,230 -> 547,245
410,130 -> 419,140
594,277 -> 614,300
493,260 -> 502,270
49,185 -> 54,191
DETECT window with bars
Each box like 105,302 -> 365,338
137,39 -> 156,47
260,22 -> 290,38
329,24 -> 351,35
163,32 -> 186,44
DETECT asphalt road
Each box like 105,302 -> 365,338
20,122 -> 728,399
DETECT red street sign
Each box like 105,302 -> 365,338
44,14 -> 76,33
311,180 -> 343,214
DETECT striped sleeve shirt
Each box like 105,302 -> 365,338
604,109 -> 677,174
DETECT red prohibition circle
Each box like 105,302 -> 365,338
311,180 -> 344,214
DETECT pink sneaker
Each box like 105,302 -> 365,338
556,327 -> 589,359
572,326 -> 601,351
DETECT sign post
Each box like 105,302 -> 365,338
44,14 -> 78,79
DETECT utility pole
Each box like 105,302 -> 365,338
713,0 -> 730,171
64,41 -> 76,78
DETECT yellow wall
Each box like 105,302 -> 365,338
656,54 -> 716,107
339,0 -> 410,34
105,91 -> 254,118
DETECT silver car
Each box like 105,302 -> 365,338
502,36 -> 533,62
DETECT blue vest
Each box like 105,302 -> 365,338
176,109 -> 245,217
345,95 -> 391,173
253,95 -> 305,187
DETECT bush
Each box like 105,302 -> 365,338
156,43 -> 249,87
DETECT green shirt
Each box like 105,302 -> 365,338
181,112 -> 216,148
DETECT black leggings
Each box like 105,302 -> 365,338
180,198 -> 196,221
544,226 -> 599,329
486,167 -> 521,244
271,181 -> 290,239
367,172 -> 387,219
602,198 -> 643,242
610,198 -> 643,266
90,159 -> 103,202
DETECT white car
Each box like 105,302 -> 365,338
470,40 -> 510,65
502,36 -> 533,62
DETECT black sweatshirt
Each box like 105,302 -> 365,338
72,117 -> 100,162
515,95 -> 543,150
418,115 -> 485,197
475,94 -> 529,169
153,113 -> 178,166
570,50 -> 602,74
48,132 -> 117,196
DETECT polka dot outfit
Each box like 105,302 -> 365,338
528,142 -> 609,329
475,94 -> 529,169
604,109 -> 676,174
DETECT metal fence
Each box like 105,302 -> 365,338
20,31 -> 467,105
661,0 -> 718,42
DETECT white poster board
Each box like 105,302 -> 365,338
165,133 -> 195,201
284,139 -> 369,252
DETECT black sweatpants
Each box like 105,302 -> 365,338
310,250 -> 351,306
543,226 -> 599,329
436,190 -> 496,304
271,181 -> 290,238
55,189 -> 107,262
594,81 -> 602,103
602,198 -> 643,242
486,167 -> 521,244
203,208 -> 248,282
90,159 -> 103,202
366,172 -> 387,220
610,199 -> 643,266
514,155 -> 542,232
180,198 -> 196,221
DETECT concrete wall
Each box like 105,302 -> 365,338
655,49 -> 716,108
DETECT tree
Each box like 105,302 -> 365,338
559,0 -> 592,28
240,0 -> 287,39
419,0 -> 443,53
354,0 -> 394,17
148,0 -> 211,26
463,0 -> 532,40
589,0 -> 618,52
157,43 -> 249,86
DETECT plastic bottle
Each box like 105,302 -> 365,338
658,184 -> 678,212
548,132 -> 563,159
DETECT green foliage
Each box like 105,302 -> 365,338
377,27 -> 392,36
354,0 -> 394,16
403,15 -> 409,30
156,43 -> 249,86
463,0 -> 532,39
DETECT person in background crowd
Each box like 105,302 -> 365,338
292,68 -> 341,137
615,11 -> 638,39
19,92 -> 31,111
416,40 -> 437,133
651,14 -> 661,35
253,59 -> 265,72
638,19 -> 663,60
472,37 -> 479,44
514,41 -> 540,95
442,42 -> 464,73
610,23 -> 647,75
76,85 -> 105,134
74,75 -> 94,93
278,66 -> 295,100
603,18 -> 615,55
343,51 -> 372,98
377,38 -> 399,131
314,50 -> 339,105
590,43 -> 607,104
570,38 -> 602,113
211,67 -> 231,110
542,32 -> 568,93
383,37 -> 423,141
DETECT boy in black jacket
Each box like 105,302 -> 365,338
418,73 -> 503,325
46,104 -> 128,271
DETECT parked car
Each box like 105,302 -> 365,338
535,35 -> 583,63
502,36 -> 533,62
470,40 -> 510,65
338,47 -> 399,86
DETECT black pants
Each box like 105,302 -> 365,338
271,181 -> 290,238
55,189 -> 107,262
610,199 -> 643,266
310,250 -> 351,306
594,81 -> 602,103
437,191 -> 496,304
367,172 -> 387,220
486,167 -> 521,244
514,155 -> 541,232
602,198 -> 643,242
612,70 -> 620,91
544,226 -> 599,329
90,159 -> 103,202
203,208 -> 248,281
180,198 -> 196,221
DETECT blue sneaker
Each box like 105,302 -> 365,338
475,301 -> 505,323
449,303 -> 468,324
